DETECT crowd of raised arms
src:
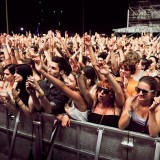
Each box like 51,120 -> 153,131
0,30 -> 160,137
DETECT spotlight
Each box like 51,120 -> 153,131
20,27 -> 24,31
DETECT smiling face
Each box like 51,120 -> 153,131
136,81 -> 154,103
119,66 -> 131,79
97,57 -> 105,67
64,73 -> 77,90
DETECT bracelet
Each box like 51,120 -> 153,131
16,99 -> 23,107
128,110 -> 133,118
19,102 -> 24,107
15,98 -> 21,103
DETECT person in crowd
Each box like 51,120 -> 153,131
32,55 -> 89,124
71,58 -> 125,128
119,76 -> 160,137
132,57 -> 149,82
4,64 -> 41,116
82,65 -> 97,95
3,64 -> 16,100
22,58 -> 41,81
117,59 -> 138,98
146,56 -> 159,77
26,55 -> 72,115
97,52 -> 108,67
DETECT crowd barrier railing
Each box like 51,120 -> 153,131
0,105 -> 160,160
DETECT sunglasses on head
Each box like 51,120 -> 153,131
97,87 -> 110,94
135,87 -> 154,95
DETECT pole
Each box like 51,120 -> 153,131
5,0 -> 9,34
127,9 -> 129,28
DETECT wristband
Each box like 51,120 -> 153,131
128,110 -> 133,118
15,98 -> 21,102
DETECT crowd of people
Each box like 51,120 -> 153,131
0,30 -> 160,137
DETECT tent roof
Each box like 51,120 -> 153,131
113,25 -> 160,33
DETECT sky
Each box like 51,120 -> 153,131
0,0 -> 131,35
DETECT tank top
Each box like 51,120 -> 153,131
133,70 -> 144,82
88,108 -> 120,128
127,98 -> 149,134
127,113 -> 149,134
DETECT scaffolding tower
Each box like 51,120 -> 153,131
113,0 -> 160,33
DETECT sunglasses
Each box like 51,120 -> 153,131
135,87 -> 154,95
97,87 -> 110,94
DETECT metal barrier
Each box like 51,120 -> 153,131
0,104 -> 160,160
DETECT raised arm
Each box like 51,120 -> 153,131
69,58 -> 94,109
148,97 -> 160,137
34,57 -> 87,112
118,97 -> 135,129
98,65 -> 125,108
84,35 -> 97,66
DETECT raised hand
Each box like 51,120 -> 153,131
123,76 -> 129,89
84,35 -> 92,47
149,96 -> 160,112
95,64 -> 110,76
69,58 -> 81,74
27,76 -> 41,92
26,79 -> 36,94
11,88 -> 20,101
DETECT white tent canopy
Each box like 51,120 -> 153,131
113,25 -> 160,33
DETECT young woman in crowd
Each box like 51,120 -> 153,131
146,56 -> 159,77
132,57 -> 149,82
3,64 -> 16,96
3,64 -> 41,116
71,58 -> 125,128
119,76 -> 160,137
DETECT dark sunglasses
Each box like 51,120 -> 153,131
97,87 -> 110,94
135,87 -> 154,95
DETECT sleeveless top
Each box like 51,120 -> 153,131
127,112 -> 149,134
127,98 -> 149,134
88,108 -> 120,128
146,70 -> 158,77
65,101 -> 89,122
133,70 -> 144,82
